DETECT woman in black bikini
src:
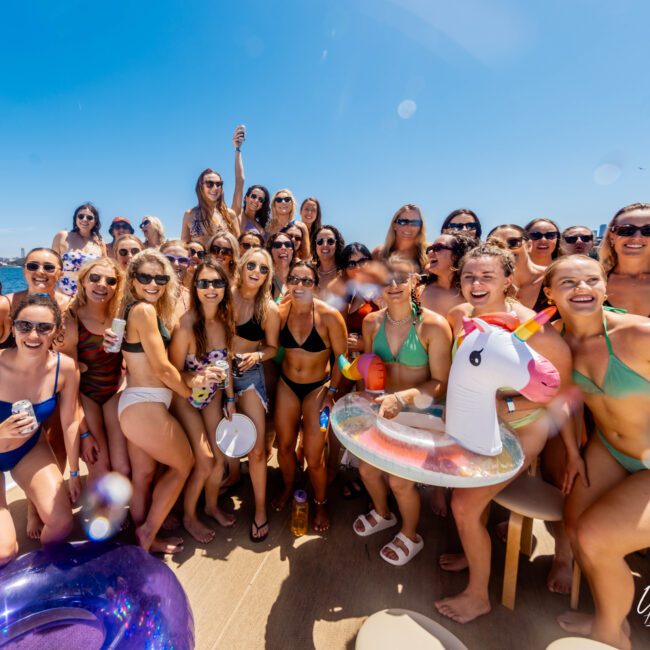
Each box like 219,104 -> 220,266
271,260 -> 347,532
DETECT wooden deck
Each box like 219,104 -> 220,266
5,461 -> 649,649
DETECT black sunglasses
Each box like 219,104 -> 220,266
612,224 -> 650,237
287,233 -> 302,242
287,275 -> 315,287
317,237 -> 336,246
26,261 -> 58,273
76,214 -> 95,222
274,196 -> 292,204
118,248 -> 141,257
112,222 -> 131,230
345,258 -> 371,270
395,217 -> 422,228
246,261 -> 270,275
272,241 -> 294,250
240,242 -> 261,251
140,220 -> 151,228
165,255 -> 191,266
88,273 -> 118,286
189,249 -> 206,258
447,222 -> 479,231
249,192 -> 265,202
210,245 -> 233,255
203,180 -> 223,189
563,234 -> 594,244
14,319 -> 57,335
134,272 -> 170,286
195,278 -> 226,289
528,231 -> 559,241
505,237 -> 524,249
426,243 -> 452,254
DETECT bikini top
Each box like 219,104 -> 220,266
0,296 -> 14,349
121,302 -> 171,353
564,314 -> 650,397
236,315 -> 264,342
0,352 -> 60,427
373,309 -> 428,367
279,304 -> 328,353
347,295 -> 380,335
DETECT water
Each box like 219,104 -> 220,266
0,267 -> 27,294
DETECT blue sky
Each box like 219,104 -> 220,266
1,0 -> 649,257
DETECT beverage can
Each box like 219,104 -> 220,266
232,354 -> 244,378
214,359 -> 230,389
11,400 -> 38,435
319,406 -> 330,433
107,318 -> 126,353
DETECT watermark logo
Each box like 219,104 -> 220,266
637,586 -> 650,626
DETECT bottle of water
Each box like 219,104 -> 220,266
291,489 -> 309,537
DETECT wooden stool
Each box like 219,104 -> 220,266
546,638 -> 618,649
493,472 -> 581,610
355,609 -> 468,650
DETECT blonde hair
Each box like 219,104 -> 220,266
543,254 -> 606,289
69,257 -> 124,320
160,239 -> 190,254
237,248 -> 273,328
142,215 -> 166,247
207,230 -> 240,276
599,203 -> 650,274
122,249 -> 179,328
268,189 -> 296,235
380,204 -> 428,271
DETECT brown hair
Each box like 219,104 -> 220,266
194,168 -> 237,235
599,203 -> 650,273
458,241 -> 518,299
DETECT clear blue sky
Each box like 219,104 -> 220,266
1,0 -> 649,257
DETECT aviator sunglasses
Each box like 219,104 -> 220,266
246,261 -> 270,275
14,319 -> 57,335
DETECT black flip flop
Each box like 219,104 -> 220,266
250,519 -> 269,543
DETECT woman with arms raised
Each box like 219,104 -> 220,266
140,216 -> 166,249
0,294 -> 81,566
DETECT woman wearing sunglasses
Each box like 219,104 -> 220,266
435,244 -> 579,623
543,255 -> 650,650
113,234 -> 144,272
182,168 -> 240,247
0,294 -> 81,566
373,204 -> 428,273
160,240 -> 193,324
207,230 -> 240,283
311,225 -> 345,303
267,233 -> 294,304
299,197 -> 322,237
524,218 -> 561,268
487,224 -> 550,312
140,216 -> 166,249
114,250 -> 194,554
52,203 -> 106,297
56,258 -> 128,483
106,217 -> 135,260
169,260 -> 236,544
599,203 -> 650,316
421,234 -> 476,319
236,186 -> 271,236
232,249 -> 280,542
559,226 -> 595,258
272,260 -> 347,533
238,231 -> 264,255
440,208 -> 482,241
280,221 -> 311,260
267,189 -> 297,237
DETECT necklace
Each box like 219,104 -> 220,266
386,311 -> 411,326
319,267 -> 337,278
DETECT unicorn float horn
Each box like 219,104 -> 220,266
513,306 -> 557,342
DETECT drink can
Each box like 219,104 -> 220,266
214,359 -> 230,389
107,318 -> 126,353
319,406 -> 330,433
232,354 -> 244,378
11,400 -> 38,435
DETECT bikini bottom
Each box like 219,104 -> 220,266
279,372 -> 329,403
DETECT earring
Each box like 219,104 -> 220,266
547,298 -> 554,305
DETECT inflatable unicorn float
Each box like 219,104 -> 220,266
331,307 -> 560,487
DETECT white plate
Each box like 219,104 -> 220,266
216,414 -> 257,458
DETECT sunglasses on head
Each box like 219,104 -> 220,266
118,247 -> 141,257
88,273 -> 118,286
240,241 -> 261,251
317,237 -> 336,246
345,258 -> 371,270
140,220 -> 150,228
14,319 -> 56,335
563,234 -> 593,244
203,180 -> 223,189
165,254 -> 191,266
195,278 -> 226,289
189,249 -> 205,258
274,196 -> 292,204
529,230 -> 559,241
447,222 -> 479,231
26,261 -> 58,273
381,273 -> 411,287
134,272 -> 170,286
612,224 -> 650,237
272,240 -> 294,250
427,243 -> 452,254
77,213 -> 95,222
395,217 -> 423,228
246,261 -> 270,275
287,275 -> 315,287
249,192 -> 265,202
210,245 -> 233,256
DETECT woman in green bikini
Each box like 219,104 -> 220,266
544,255 -> 650,650
354,256 -> 452,566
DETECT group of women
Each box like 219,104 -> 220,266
0,127 -> 648,648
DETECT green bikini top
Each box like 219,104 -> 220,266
569,315 -> 650,398
372,309 -> 428,367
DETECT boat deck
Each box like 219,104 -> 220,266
5,462 -> 649,649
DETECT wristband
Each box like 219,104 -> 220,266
225,396 -> 236,403
236,147 -> 241,152
327,386 -> 338,394
505,397 -> 516,413
258,351 -> 263,363
80,431 -> 91,440
69,470 -> 79,478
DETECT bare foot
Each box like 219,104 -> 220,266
547,556 -> 573,594
26,502 -> 43,540
439,552 -> 468,572
495,520 -> 508,544
149,536 -> 184,555
557,611 -> 593,636
204,505 -> 236,528
183,515 -> 216,544
430,486 -> 448,517
162,511 -> 181,531
434,591 -> 491,624
271,488 -> 292,512
313,502 -> 330,533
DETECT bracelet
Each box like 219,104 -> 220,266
505,397 -> 516,413
225,396 -> 236,403
327,385 -> 338,394
69,470 -> 79,478
235,147 -> 241,152
80,431 -> 91,440
395,392 -> 407,408
258,351 -> 263,363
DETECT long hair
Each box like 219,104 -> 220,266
440,208 -> 482,240
300,196 -> 322,233
122,249 -> 178,328
207,229 -> 240,275
194,168 -> 237,235
190,259 -> 235,359
381,204 -> 428,271
142,215 -> 166,247
340,242 -> 372,279
268,189 -> 296,235
69,257 -> 124,321
71,203 -> 103,244
237,248 -> 273,328
599,203 -> 650,273
431,233 -> 478,288
280,221 -> 310,260
243,185 -> 271,229
524,217 -> 561,260
311,224 -> 345,270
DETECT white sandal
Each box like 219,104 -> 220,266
353,509 -> 397,537
380,532 -> 424,566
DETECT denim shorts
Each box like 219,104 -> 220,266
233,363 -> 268,412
